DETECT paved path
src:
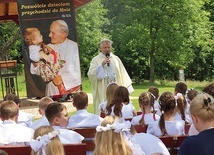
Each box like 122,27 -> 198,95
19,93 -> 93,119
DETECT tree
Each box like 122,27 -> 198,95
76,0 -> 109,77
0,22 -> 21,61
102,0 -> 212,82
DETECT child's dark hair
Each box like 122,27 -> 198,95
106,86 -> 129,117
175,82 -> 187,95
186,88 -> 198,101
73,91 -> 88,109
203,83 -> 214,97
3,93 -> 21,105
45,103 -> 66,123
148,86 -> 159,99
158,92 -> 176,136
138,92 -> 155,126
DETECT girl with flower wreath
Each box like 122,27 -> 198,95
94,115 -> 144,155
30,126 -> 64,155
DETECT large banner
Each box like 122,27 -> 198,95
17,0 -> 82,98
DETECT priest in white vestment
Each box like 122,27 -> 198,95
87,39 -> 134,114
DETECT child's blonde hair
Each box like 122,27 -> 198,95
190,93 -> 214,121
93,116 -> 132,155
31,126 -> 65,155
106,83 -> 119,108
38,97 -> 53,110
24,27 -> 40,45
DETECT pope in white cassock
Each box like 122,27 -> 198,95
87,39 -> 134,115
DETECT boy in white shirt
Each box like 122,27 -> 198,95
45,102 -> 84,144
68,91 -> 103,128
3,94 -> 34,127
30,97 -> 53,129
0,100 -> 34,146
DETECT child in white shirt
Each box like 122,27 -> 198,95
30,96 -> 53,130
4,93 -> 34,127
68,91 -> 103,128
0,100 -> 34,146
45,102 -> 84,144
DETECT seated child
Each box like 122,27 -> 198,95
45,102 -> 84,144
68,91 -> 103,128
0,100 -> 34,146
186,88 -> 198,104
174,93 -> 192,124
148,86 -> 161,115
179,93 -> 214,155
106,86 -> 137,119
24,27 -> 66,94
30,126 -> 65,155
3,93 -> 34,127
98,82 -> 119,114
147,92 -> 185,137
131,92 -> 160,126
94,115 -> 144,155
30,97 -> 53,130
130,126 -> 170,155
188,83 -> 214,136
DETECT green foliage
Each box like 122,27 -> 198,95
102,0 -> 213,82
0,0 -> 213,83
76,0 -> 109,77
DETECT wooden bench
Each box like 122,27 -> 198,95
63,143 -> 87,155
159,136 -> 175,155
0,143 -> 87,155
72,128 -> 96,151
134,125 -> 148,133
185,124 -> 191,134
159,135 -> 188,155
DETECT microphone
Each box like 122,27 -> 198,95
105,53 -> 110,66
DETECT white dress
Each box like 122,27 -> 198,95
68,109 -> 103,128
147,119 -> 185,137
110,102 -> 135,119
131,113 -> 160,125
131,133 -> 170,155
174,111 -> 192,124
